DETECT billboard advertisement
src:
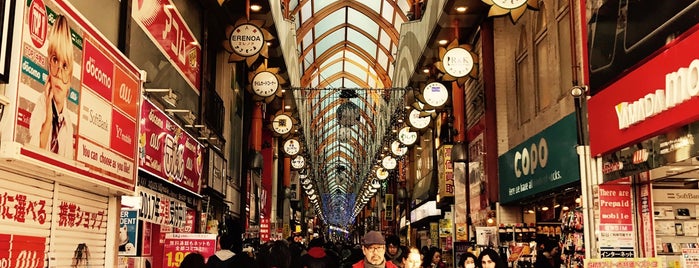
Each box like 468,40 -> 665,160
138,99 -> 203,194
14,0 -> 139,191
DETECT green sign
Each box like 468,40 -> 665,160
498,113 -> 580,204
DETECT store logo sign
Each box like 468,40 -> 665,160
615,59 -> 699,130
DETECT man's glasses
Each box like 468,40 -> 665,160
365,246 -> 385,253
49,55 -> 71,84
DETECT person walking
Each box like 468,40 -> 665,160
384,235 -> 404,268
300,238 -> 339,268
422,247 -> 445,268
180,253 -> 206,268
477,248 -> 506,268
401,247 -> 422,268
353,231 -> 398,268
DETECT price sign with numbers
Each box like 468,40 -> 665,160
162,233 -> 216,268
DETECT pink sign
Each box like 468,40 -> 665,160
139,100 -> 203,194
0,234 -> 46,267
132,0 -> 201,93
15,0 -> 139,192
163,233 -> 216,268
599,185 -> 633,225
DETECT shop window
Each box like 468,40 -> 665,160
515,26 -> 535,125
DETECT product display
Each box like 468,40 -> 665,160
560,208 -> 584,268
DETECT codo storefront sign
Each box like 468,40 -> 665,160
139,99 -> 203,194
498,114 -> 580,204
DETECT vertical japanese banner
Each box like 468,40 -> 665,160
638,182 -> 654,257
598,184 -> 635,258
131,0 -> 201,93
119,209 -> 139,256
15,0 -> 139,192
385,194 -> 393,221
162,233 -> 216,268
260,218 -> 270,243
142,221 -> 153,256
437,145 -> 454,198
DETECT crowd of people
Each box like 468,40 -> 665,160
177,231 -> 516,268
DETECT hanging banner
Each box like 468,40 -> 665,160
139,99 -> 204,194
138,187 -> 187,228
14,0 -> 140,192
385,194 -> 394,221
132,0 -> 201,93
437,145 -> 455,198
162,233 -> 216,268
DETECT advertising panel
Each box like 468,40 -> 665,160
15,0 -> 139,192
162,233 -> 216,268
139,99 -> 203,194
588,24 -> 699,157
132,0 -> 201,93
598,184 -> 634,258
497,113 -> 580,204
119,209 -> 139,256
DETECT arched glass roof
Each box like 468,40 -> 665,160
287,0 -> 410,227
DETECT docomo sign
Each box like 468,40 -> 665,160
139,100 -> 203,194
514,137 -> 549,178
615,59 -> 699,130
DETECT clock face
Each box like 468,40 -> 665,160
443,47 -> 474,78
272,114 -> 293,135
283,139 -> 300,155
391,141 -> 407,156
492,0 -> 527,9
381,156 -> 397,170
422,82 -> 449,107
408,109 -> 431,129
398,127 -> 418,145
291,155 -> 305,169
229,23 -> 265,57
252,71 -> 279,97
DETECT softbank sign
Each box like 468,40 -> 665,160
615,59 -> 699,130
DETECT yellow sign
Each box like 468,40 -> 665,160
584,258 -> 661,268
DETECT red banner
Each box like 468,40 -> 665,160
599,184 -> 632,225
162,233 -> 216,268
139,100 -> 203,194
132,0 -> 201,93
15,0 -> 139,191
260,218 -> 270,243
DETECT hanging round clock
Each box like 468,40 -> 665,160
283,139 -> 300,155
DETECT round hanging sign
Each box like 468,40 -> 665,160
291,155 -> 305,169
422,82 -> 449,107
283,139 -> 300,155
272,114 -> 293,135
252,71 -> 279,97
229,23 -> 265,57
408,109 -> 431,129
381,156 -> 397,170
391,141 -> 407,156
398,127 -> 418,145
443,47 -> 474,78
492,0 -> 527,9
376,167 -> 390,180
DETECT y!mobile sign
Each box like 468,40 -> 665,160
15,0 -> 139,191
132,0 -> 201,94
139,100 -> 203,194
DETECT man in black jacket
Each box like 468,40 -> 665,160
300,238 -> 339,268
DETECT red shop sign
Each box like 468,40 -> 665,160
132,0 -> 201,93
588,26 -> 699,156
139,100 -> 203,194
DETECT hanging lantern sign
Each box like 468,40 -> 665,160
434,40 -> 479,86
337,102 -> 360,127
421,82 -> 449,108
248,62 -> 286,103
381,156 -> 397,170
291,155 -> 305,169
224,18 -> 275,66
283,139 -> 301,156
481,0 -> 539,23
271,113 -> 294,135
408,109 -> 431,129
391,141 -> 407,156
338,126 -> 353,142
398,127 -> 418,146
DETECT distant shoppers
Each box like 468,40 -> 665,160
300,238 -> 339,268
534,241 -> 562,268
385,235 -> 404,267
401,247 -> 422,268
207,234 -> 236,267
422,247 -> 445,268
477,248 -> 506,268
180,252 -> 205,268
259,240 -> 293,268
353,231 -> 398,268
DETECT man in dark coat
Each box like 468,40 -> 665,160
300,238 -> 338,268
